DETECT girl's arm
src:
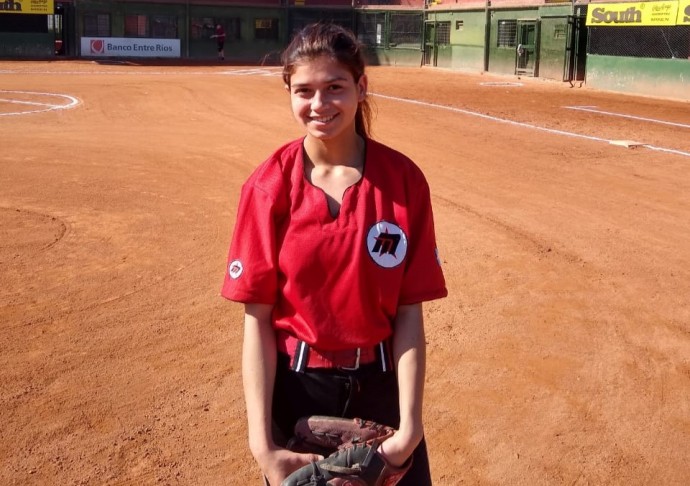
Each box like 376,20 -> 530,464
242,303 -> 277,461
378,302 -> 426,466
242,303 -> 321,485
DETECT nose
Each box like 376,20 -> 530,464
311,89 -> 327,110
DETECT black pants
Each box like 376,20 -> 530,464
271,353 -> 432,485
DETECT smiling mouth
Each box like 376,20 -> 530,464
310,114 -> 337,124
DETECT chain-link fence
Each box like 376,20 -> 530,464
389,13 -> 423,47
357,12 -> 423,48
288,9 -> 354,38
588,26 -> 690,59
357,12 -> 387,47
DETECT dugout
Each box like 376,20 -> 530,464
68,0 -> 356,62
422,0 -> 588,84
0,0 -> 71,58
0,0 -> 431,63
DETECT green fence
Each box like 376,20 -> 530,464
586,55 -> 690,100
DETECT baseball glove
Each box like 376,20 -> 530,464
286,416 -> 396,457
280,442 -> 412,486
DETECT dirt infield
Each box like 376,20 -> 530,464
1,60 -> 689,485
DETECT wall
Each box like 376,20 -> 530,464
366,46 -> 422,65
426,10 -> 486,71
487,8 -> 539,75
536,5 -> 572,81
454,11 -> 488,71
586,55 -> 690,101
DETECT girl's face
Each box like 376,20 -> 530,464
287,55 -> 367,143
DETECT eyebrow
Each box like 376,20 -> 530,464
291,76 -> 349,88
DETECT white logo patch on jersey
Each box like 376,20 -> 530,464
228,259 -> 244,279
366,221 -> 408,268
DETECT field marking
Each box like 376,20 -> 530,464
220,68 -> 281,76
2,68 -> 687,157
480,82 -> 523,87
0,90 -> 80,116
372,93 -> 690,159
643,145 -> 690,157
372,92 -> 608,144
0,98 -> 61,108
564,105 -> 690,129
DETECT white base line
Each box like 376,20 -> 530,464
0,98 -> 58,108
0,90 -> 79,116
371,93 -> 690,159
564,105 -> 690,129
644,145 -> 690,157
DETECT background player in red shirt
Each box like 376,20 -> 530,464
210,24 -> 226,61
221,23 -> 447,485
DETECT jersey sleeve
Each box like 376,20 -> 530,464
398,175 -> 448,305
220,181 -> 280,304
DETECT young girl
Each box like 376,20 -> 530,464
221,23 -> 447,485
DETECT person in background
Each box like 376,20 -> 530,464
211,24 -> 226,61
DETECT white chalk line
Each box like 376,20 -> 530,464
0,90 -> 80,116
644,145 -> 690,157
564,105 -> 690,129
1,71 -> 687,158
372,93 -> 690,159
221,68 -> 281,76
480,81 -> 523,87
0,98 -> 58,108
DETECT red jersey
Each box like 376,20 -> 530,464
221,138 -> 447,350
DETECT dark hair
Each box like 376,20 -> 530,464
282,23 -> 373,139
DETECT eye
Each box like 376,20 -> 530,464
293,87 -> 311,96
328,84 -> 344,91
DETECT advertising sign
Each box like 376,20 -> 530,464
586,1 -> 679,26
81,38 -> 181,58
0,0 -> 54,14
678,0 -> 690,24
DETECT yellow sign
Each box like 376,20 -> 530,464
678,0 -> 690,23
0,0 -> 54,14
586,1 -> 678,26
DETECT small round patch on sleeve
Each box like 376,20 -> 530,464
228,260 -> 244,279
366,221 -> 408,268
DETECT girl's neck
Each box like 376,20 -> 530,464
304,131 -> 364,168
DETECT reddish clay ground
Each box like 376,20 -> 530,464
1,61 -> 689,485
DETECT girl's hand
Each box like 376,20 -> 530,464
258,448 -> 323,486
376,429 -> 421,468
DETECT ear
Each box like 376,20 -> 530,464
284,84 -> 290,92
357,74 -> 368,102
